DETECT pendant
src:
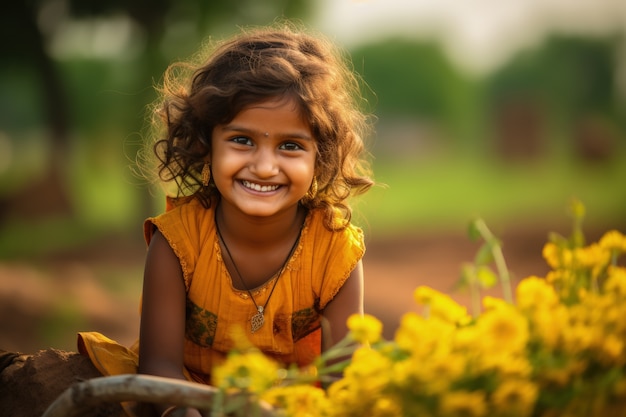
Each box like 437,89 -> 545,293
251,306 -> 265,333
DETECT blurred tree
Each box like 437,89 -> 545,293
0,0 -> 312,224
0,2 -> 73,220
350,38 -> 482,158
351,39 -> 466,118
485,34 -> 624,162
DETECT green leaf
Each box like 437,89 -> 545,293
567,197 -> 586,221
476,266 -> 498,289
474,243 -> 494,265
467,219 -> 482,241
453,264 -> 475,291
548,231 -> 568,246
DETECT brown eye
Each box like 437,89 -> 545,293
231,136 -> 253,146
279,141 -> 303,151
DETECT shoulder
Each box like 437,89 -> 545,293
306,208 -> 364,249
144,196 -> 215,246
302,210 -> 365,309
306,209 -> 363,240
143,196 -> 216,290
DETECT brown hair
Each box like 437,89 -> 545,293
143,23 -> 374,230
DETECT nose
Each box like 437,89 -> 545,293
250,146 -> 279,178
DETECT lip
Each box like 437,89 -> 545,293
240,180 -> 282,193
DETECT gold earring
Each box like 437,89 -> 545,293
201,163 -> 211,187
304,176 -> 318,201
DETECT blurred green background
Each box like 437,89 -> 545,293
1,0 -> 624,351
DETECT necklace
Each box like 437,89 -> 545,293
214,209 -> 303,333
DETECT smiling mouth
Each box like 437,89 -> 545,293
241,180 -> 280,192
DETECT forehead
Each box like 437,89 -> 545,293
240,95 -> 304,115
217,95 -> 314,139
231,96 -> 309,126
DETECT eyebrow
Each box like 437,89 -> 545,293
220,125 -> 314,141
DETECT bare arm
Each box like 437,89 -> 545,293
138,229 -> 187,378
138,230 -> 202,417
321,260 -> 364,351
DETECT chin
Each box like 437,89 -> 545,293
240,203 -> 298,218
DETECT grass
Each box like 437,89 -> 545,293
0,217 -> 103,259
356,152 -> 626,237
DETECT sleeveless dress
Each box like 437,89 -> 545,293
78,196 -> 365,387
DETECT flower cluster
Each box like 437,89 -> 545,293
212,211 -> 626,417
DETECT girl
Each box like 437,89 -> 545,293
78,23 -> 374,416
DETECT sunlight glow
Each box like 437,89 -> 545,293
315,0 -> 626,75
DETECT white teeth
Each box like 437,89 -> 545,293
242,180 -> 279,192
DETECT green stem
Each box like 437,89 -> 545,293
317,358 -> 353,376
470,278 -> 481,318
315,336 -> 356,365
461,264 -> 481,317
473,219 -> 513,304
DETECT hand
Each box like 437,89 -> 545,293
161,406 -> 203,417
184,408 -> 203,417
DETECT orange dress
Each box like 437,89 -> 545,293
78,196 -> 365,386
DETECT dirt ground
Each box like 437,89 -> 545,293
1,220 -> 585,352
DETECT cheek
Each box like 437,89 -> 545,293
212,148 -> 241,170
292,159 -> 316,184
210,157 -> 239,187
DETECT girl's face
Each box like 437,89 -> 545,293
210,96 -> 317,219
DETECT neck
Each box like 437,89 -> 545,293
215,202 -> 305,247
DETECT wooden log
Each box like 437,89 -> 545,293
41,374 -> 275,417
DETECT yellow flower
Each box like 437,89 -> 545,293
370,395 -> 402,417
545,269 -> 574,290
527,304 -> 568,349
597,333 -> 624,365
212,349 -> 279,393
209,218 -> 626,417
414,285 -> 440,305
561,323 -> 594,354
343,347 -> 392,396
543,242 -> 580,270
394,312 -> 425,353
476,307 -> 529,354
421,352 -> 467,394
542,242 -> 562,270
604,266 -> 626,296
599,229 -> 626,253
478,354 -> 532,379
414,286 -> 470,325
491,379 -> 538,417
326,378 -> 361,417
535,357 -> 586,387
439,390 -> 487,417
599,302 -> 624,332
391,348 -> 464,396
262,384 -> 328,417
516,276 -> 559,311
347,313 -> 383,344
452,325 -> 485,353
482,295 -> 510,311
326,362 -> 394,417
390,357 -> 421,391
395,312 -> 454,356
569,198 -> 586,220
574,243 -> 610,270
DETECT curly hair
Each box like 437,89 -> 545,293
142,23 -> 374,230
